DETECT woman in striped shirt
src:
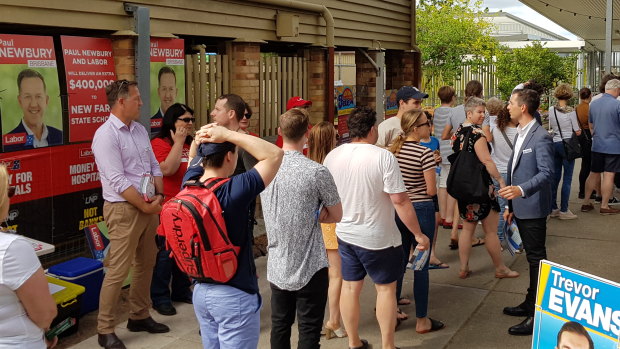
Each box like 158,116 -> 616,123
391,109 -> 445,334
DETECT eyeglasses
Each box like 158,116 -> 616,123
8,186 -> 15,198
416,121 -> 431,128
116,80 -> 128,98
178,117 -> 196,123
244,113 -> 252,119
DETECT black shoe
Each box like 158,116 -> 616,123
98,333 -> 127,349
171,295 -> 193,304
578,193 -> 585,199
127,317 -> 170,333
609,197 -> 620,205
503,303 -> 529,317
153,303 -> 177,316
508,316 -> 534,335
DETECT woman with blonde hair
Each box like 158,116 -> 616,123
390,109 -> 445,334
0,165 -> 58,348
307,121 -> 346,339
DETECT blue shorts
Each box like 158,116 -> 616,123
338,238 -> 403,284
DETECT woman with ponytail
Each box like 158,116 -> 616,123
390,109 -> 445,334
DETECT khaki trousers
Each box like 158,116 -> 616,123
97,201 -> 158,334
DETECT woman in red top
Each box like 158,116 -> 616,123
150,103 -> 195,316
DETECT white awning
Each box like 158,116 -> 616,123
520,0 -> 620,51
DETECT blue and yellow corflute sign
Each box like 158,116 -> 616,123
533,260 -> 620,349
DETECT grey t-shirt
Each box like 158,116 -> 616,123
260,151 -> 341,290
376,116 -> 402,148
433,106 -> 453,164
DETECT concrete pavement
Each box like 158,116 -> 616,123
66,170 -> 620,349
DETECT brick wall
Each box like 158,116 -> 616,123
307,47 -> 327,125
229,42 -> 261,134
387,50 -> 415,90
356,50 -> 379,110
111,38 -> 135,81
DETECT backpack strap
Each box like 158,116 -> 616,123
203,177 -> 230,191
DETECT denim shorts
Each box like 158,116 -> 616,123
338,238 -> 403,284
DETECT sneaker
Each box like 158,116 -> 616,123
608,197 -> 620,205
549,209 -> 560,218
559,210 -> 578,220
595,196 -> 602,203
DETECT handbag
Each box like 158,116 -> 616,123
553,108 -> 582,161
446,127 -> 491,202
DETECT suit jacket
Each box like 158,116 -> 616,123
3,122 -> 63,152
151,109 -> 163,135
506,121 -> 554,219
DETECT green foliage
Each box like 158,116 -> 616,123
417,0 -> 499,96
495,41 -> 578,99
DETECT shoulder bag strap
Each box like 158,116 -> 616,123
499,129 -> 513,150
553,108 -> 564,138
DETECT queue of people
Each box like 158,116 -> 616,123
2,76 -> 619,349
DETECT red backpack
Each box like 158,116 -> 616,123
157,177 -> 240,283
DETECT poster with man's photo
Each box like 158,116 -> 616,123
0,34 -> 63,152
149,38 -> 185,135
532,260 -> 620,349
61,36 -> 116,142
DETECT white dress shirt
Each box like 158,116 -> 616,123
511,118 -> 537,197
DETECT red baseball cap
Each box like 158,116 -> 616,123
286,96 -> 312,110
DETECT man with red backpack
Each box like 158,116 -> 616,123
169,123 -> 283,349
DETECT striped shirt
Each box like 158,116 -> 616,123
395,141 -> 436,202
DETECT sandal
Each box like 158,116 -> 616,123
397,297 -> 411,305
324,323 -> 347,339
495,269 -> 520,279
449,238 -> 458,250
416,318 -> 445,334
429,262 -> 450,269
471,238 -> 485,247
459,269 -> 472,279
397,308 -> 408,320
349,339 -> 370,349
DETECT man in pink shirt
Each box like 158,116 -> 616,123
92,80 -> 168,349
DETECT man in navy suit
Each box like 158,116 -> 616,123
499,88 -> 554,336
3,69 -> 62,152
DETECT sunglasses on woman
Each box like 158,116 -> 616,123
178,117 -> 196,123
244,113 -> 252,119
416,121 -> 431,128
8,186 -> 15,198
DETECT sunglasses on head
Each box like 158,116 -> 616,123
8,186 -> 15,198
416,121 -> 431,128
178,117 -> 196,123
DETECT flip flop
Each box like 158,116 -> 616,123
397,297 -> 411,305
449,238 -> 458,250
471,238 -> 485,247
416,318 -> 445,334
397,308 -> 408,320
429,262 -> 450,270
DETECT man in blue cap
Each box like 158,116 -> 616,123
185,123 -> 283,349
376,85 -> 429,148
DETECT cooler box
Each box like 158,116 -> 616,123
48,257 -> 104,315
47,276 -> 84,338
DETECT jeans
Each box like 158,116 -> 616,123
514,217 -> 547,315
578,130 -> 592,196
552,141 -> 575,212
395,201 -> 435,318
492,172 -> 509,239
151,236 -> 193,306
193,283 -> 261,349
270,268 -> 328,349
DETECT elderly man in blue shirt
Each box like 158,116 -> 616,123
580,79 -> 620,215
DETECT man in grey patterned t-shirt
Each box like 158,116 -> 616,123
261,108 -> 342,349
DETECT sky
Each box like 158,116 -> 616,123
481,0 -> 579,40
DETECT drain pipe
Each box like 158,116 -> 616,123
248,0 -> 335,122
411,0 -> 422,88
124,3 -> 151,130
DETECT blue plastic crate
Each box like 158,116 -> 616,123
48,257 -> 103,316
